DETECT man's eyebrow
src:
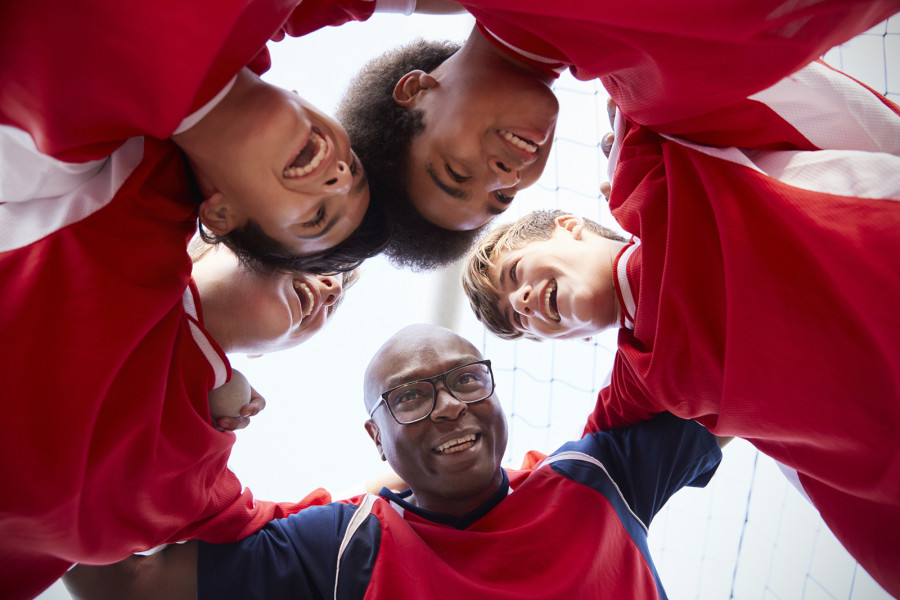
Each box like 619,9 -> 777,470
486,203 -> 506,216
296,212 -> 339,240
426,161 -> 469,201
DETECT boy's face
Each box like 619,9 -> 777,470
198,84 -> 369,255
399,65 -> 558,231
487,225 -> 619,340
200,246 -> 346,353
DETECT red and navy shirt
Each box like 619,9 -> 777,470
198,413 -> 721,599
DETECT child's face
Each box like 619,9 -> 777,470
402,64 -> 558,231
200,246 -> 346,353
486,227 -> 618,340
199,84 -> 369,255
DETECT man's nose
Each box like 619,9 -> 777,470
487,157 -> 520,188
430,384 -> 467,421
322,160 -> 352,194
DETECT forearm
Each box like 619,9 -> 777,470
63,542 -> 198,600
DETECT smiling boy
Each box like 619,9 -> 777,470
0,0 -> 402,274
0,224 -> 355,599
63,324 -> 722,600
337,0 -> 900,270
461,66 -> 900,594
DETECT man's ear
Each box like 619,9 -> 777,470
554,214 -> 585,240
198,192 -> 237,235
364,419 -> 387,462
393,70 -> 438,107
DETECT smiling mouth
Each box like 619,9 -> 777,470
543,280 -> 560,322
284,129 -> 328,179
499,130 -> 538,154
433,433 -> 480,454
292,280 -> 316,318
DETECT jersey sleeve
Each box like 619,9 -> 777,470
638,60 -> 900,151
168,474 -> 335,544
566,413 -> 720,526
197,502 -> 357,600
0,0 -> 295,162
279,0 -> 379,38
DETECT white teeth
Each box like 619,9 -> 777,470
284,131 -> 327,178
543,281 -> 559,321
292,280 -> 315,317
434,434 -> 477,454
499,130 -> 538,153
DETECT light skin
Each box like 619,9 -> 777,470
64,324 -> 509,600
489,215 -> 627,340
192,243 -> 345,356
173,68 -> 370,255
395,27 -> 559,231
194,243 -> 345,430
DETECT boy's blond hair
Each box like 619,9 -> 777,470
462,209 -> 626,341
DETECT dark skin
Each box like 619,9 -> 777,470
396,26 -> 560,232
65,324 -> 729,599
65,324 -> 511,598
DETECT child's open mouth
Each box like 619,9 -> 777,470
284,129 -> 328,178
543,280 -> 560,322
292,279 -> 315,319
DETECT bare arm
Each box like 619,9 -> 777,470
63,542 -> 198,600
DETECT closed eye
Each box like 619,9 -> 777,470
301,206 -> 326,229
445,162 -> 470,183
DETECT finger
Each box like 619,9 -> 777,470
600,181 -> 612,200
216,416 -> 251,431
606,97 -> 617,129
240,387 -> 267,417
600,132 -> 615,158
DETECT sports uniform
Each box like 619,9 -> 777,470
0,0 -> 402,161
197,413 -> 721,600
582,64 -> 900,595
460,0 -> 900,135
0,1 -> 406,597
0,131 -> 334,600
453,9 -> 900,592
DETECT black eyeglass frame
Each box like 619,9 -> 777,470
367,359 -> 495,424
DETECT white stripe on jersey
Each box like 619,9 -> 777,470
184,285 -> 229,390
664,135 -> 900,202
0,127 -> 143,252
749,61 -> 900,155
539,450 -> 649,532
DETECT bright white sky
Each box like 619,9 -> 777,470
39,10 -> 896,600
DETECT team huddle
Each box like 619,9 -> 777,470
2,0 -> 899,598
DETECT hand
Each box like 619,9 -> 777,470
599,97 -> 619,200
209,370 -> 267,431
215,386 -> 266,432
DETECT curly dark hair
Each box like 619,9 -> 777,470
337,39 -> 484,272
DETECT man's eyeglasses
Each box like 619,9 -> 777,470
368,360 -> 495,424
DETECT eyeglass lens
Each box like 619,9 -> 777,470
386,362 -> 492,423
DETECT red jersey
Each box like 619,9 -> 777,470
586,62 -> 900,595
